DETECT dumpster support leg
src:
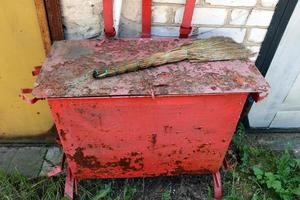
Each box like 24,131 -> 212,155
212,170 -> 222,200
64,167 -> 76,199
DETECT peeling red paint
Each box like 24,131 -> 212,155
72,147 -> 101,169
59,129 -> 67,141
48,94 -> 252,179
33,39 -> 269,100
39,38 -> 269,180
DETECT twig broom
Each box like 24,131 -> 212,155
93,37 -> 252,79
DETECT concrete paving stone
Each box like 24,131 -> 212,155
39,146 -> 63,176
0,146 -> 47,177
247,132 -> 300,158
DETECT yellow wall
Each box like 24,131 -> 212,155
0,1 -> 53,137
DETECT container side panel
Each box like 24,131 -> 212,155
49,94 -> 247,179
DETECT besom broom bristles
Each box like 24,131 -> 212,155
93,37 -> 252,79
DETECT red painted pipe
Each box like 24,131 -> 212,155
141,0 -> 152,38
179,0 -> 196,38
103,0 -> 116,37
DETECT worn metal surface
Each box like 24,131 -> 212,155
49,94 -> 247,179
33,39 -> 269,99
34,38 -> 269,184
92,37 -> 251,79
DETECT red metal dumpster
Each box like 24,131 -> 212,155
26,38 -> 269,199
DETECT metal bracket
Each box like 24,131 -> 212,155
179,0 -> 196,38
19,88 -> 42,104
32,66 -> 42,76
251,92 -> 268,102
48,155 -> 78,199
20,66 -> 43,104
212,170 -> 222,200
104,27 -> 116,37
47,153 -> 66,177
179,25 -> 192,38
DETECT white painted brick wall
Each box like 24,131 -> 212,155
152,6 -> 171,23
261,0 -> 279,7
121,0 -> 141,22
60,0 -> 103,39
151,26 -> 180,37
247,10 -> 274,26
248,28 -> 267,43
153,0 -> 201,4
230,9 -> 250,25
175,7 -> 227,25
247,46 -> 261,61
59,0 -> 278,62
197,27 -> 246,43
206,0 -> 256,7
153,0 -> 186,3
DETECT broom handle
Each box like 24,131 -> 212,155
92,49 -> 188,79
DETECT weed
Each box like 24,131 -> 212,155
123,185 -> 137,200
252,148 -> 300,200
223,123 -> 300,200
0,170 -> 64,200
91,183 -> 112,200
161,189 -> 171,200
207,186 -> 213,200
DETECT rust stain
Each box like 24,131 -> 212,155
55,113 -> 61,123
118,152 -> 144,171
59,129 -> 67,141
197,144 -> 207,151
74,107 -> 85,114
71,149 -> 144,172
150,134 -> 157,146
171,160 -> 210,175
72,147 -> 101,169
163,125 -> 173,133
100,143 -> 113,150
194,126 -> 202,131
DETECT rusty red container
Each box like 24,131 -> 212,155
29,38 -> 269,199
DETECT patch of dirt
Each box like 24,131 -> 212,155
78,174 -> 213,200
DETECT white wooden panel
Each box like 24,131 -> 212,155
270,111 -> 300,128
248,2 -> 300,128
281,73 -> 300,111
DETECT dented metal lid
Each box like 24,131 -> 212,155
32,38 -> 269,99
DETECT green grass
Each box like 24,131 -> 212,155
0,123 -> 299,200
161,189 -> 171,200
222,123 -> 300,200
0,170 -> 64,200
0,173 -> 140,200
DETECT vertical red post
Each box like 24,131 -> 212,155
64,167 -> 75,199
103,0 -> 116,37
141,0 -> 152,38
213,171 -> 222,200
179,0 -> 196,38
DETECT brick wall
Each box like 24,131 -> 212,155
60,0 -> 103,39
144,0 -> 278,60
60,0 -> 278,60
